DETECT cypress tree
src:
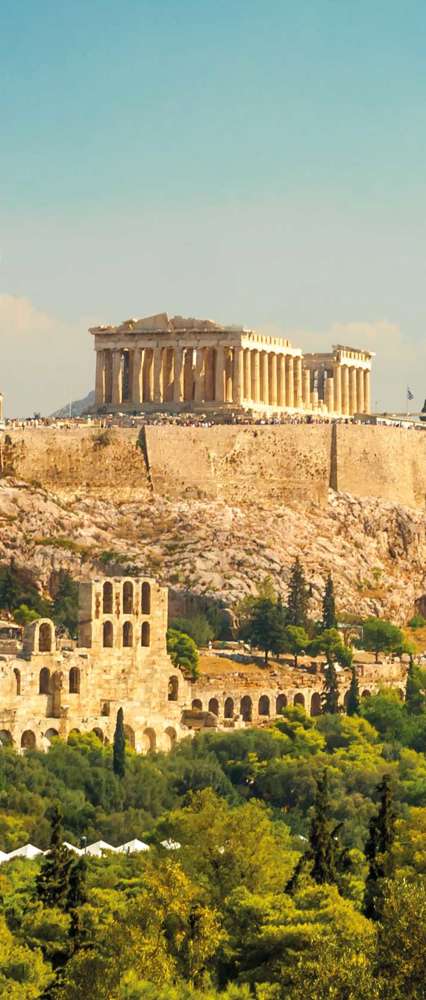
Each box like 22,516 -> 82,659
364,774 -> 396,920
310,770 -> 339,885
405,662 -> 426,715
322,574 -> 337,630
36,804 -> 72,908
321,662 -> 340,715
346,665 -> 360,716
66,856 -> 87,948
113,707 -> 126,778
287,557 -> 309,628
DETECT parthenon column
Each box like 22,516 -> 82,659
95,350 -> 105,406
194,348 -> 205,403
132,348 -> 143,404
173,348 -> 184,403
243,349 -> 252,402
260,352 -> 269,405
112,350 -> 122,406
364,369 -> 371,413
286,356 -> 294,407
325,377 -> 334,414
277,355 -> 286,407
295,356 -> 303,408
333,364 -> 342,414
233,346 -> 244,405
342,365 -> 350,416
349,367 -> 358,415
215,344 -> 225,402
252,350 -> 260,403
269,353 -> 278,406
357,368 -> 365,414
153,347 -> 163,403
303,369 -> 311,409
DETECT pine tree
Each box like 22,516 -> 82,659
310,770 -> 339,885
287,557 -> 309,628
113,707 -> 126,778
322,574 -> 337,630
36,805 -> 72,908
321,662 -> 340,714
66,856 -> 87,948
364,774 -> 396,920
405,662 -> 426,715
346,665 -> 360,716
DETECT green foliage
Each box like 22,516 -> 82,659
407,614 -> 426,629
364,775 -> 396,920
405,662 -> 426,715
239,598 -> 286,665
281,626 -> 308,667
52,571 -> 79,636
36,804 -> 73,908
170,614 -> 213,648
286,557 -> 309,628
113,709 -> 126,779
322,574 -> 337,630
0,562 -> 50,618
347,666 -> 361,716
309,628 -> 353,668
361,618 -> 404,662
167,629 -> 199,678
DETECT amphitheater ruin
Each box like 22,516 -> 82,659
0,575 -> 406,753
91,312 -> 374,417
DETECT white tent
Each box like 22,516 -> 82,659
7,844 -> 43,860
116,838 -> 150,854
84,840 -> 117,857
160,838 -> 181,851
63,841 -> 83,855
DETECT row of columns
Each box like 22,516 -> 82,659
332,365 -> 371,416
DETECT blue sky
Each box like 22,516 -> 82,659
1,0 -> 425,414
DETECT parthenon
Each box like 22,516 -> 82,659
90,313 -> 374,417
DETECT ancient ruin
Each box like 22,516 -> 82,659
90,313 -> 374,417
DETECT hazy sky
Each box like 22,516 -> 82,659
1,0 -> 426,416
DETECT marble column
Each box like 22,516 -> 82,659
153,347 -> 163,404
132,348 -> 143,405
333,364 -> 342,414
269,353 -> 278,406
215,344 -> 225,402
303,369 -> 311,409
173,348 -> 184,403
357,367 -> 365,414
243,349 -> 252,402
295,356 -> 303,408
95,350 -> 105,406
260,352 -> 269,405
277,354 -> 286,407
252,350 -> 260,403
233,346 -> 244,405
183,349 -> 194,402
325,377 -> 334,414
286,356 -> 294,407
364,369 -> 371,413
225,348 -> 233,403
112,350 -> 122,406
349,367 -> 358,415
194,348 -> 205,403
342,365 -> 350,416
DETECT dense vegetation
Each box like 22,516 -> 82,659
2,680 -> 426,998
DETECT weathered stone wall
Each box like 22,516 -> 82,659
334,424 -> 426,508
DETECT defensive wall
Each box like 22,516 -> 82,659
3,423 -> 426,509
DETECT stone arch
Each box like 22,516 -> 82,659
396,687 -> 405,700
141,621 -> 150,647
240,695 -> 252,722
192,698 -> 202,710
14,668 -> 21,696
123,724 -> 135,749
258,694 -> 270,716
208,697 -> 219,716
123,581 -> 134,615
122,621 -> 133,647
103,581 -> 113,615
39,667 -> 50,694
69,667 -> 80,694
168,676 -> 179,701
310,691 -> 322,716
103,621 -> 114,648
141,582 -> 151,615
164,726 -> 177,750
293,692 -> 305,708
276,693 -> 287,715
39,621 -> 53,653
143,727 -> 157,752
45,728 -> 59,742
21,730 -> 36,750
0,730 -> 13,746
91,727 -> 104,742
361,689 -> 371,698
224,696 -> 234,718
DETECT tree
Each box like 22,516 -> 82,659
287,557 -> 309,628
310,628 -> 353,668
282,625 -> 309,668
167,629 -> 199,678
322,662 -> 340,715
113,708 -> 126,778
52,571 -> 79,636
239,598 -> 286,666
362,618 -> 404,663
405,662 -> 426,715
36,804 -> 72,908
310,770 -> 340,885
364,774 -> 396,920
322,574 -> 337,630
346,666 -> 360,716
169,614 -> 213,648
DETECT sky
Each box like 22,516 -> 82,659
1,0 -> 426,416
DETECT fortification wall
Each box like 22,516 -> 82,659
334,424 -> 426,508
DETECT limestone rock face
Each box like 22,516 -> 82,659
0,478 -> 425,623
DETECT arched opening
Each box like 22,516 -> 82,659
208,697 -> 219,716
240,696 -> 252,722
276,693 -> 287,715
45,728 -> 59,742
69,667 -> 80,694
141,622 -> 150,647
123,581 -> 133,615
123,724 -> 135,749
0,730 -> 13,746
91,727 -> 104,743
103,621 -> 114,648
103,581 -> 113,615
294,692 -> 305,709
143,727 -> 156,752
192,699 -> 202,710
39,667 -> 50,695
164,726 -> 177,750
224,696 -> 234,719
39,622 -> 53,653
396,687 -> 405,700
122,621 -> 133,647
258,695 -> 270,716
168,676 -> 179,701
14,668 -> 21,696
141,582 -> 151,615
310,691 -> 322,716
21,730 -> 36,750
361,689 -> 371,699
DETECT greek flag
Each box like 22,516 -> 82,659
407,387 -> 414,401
